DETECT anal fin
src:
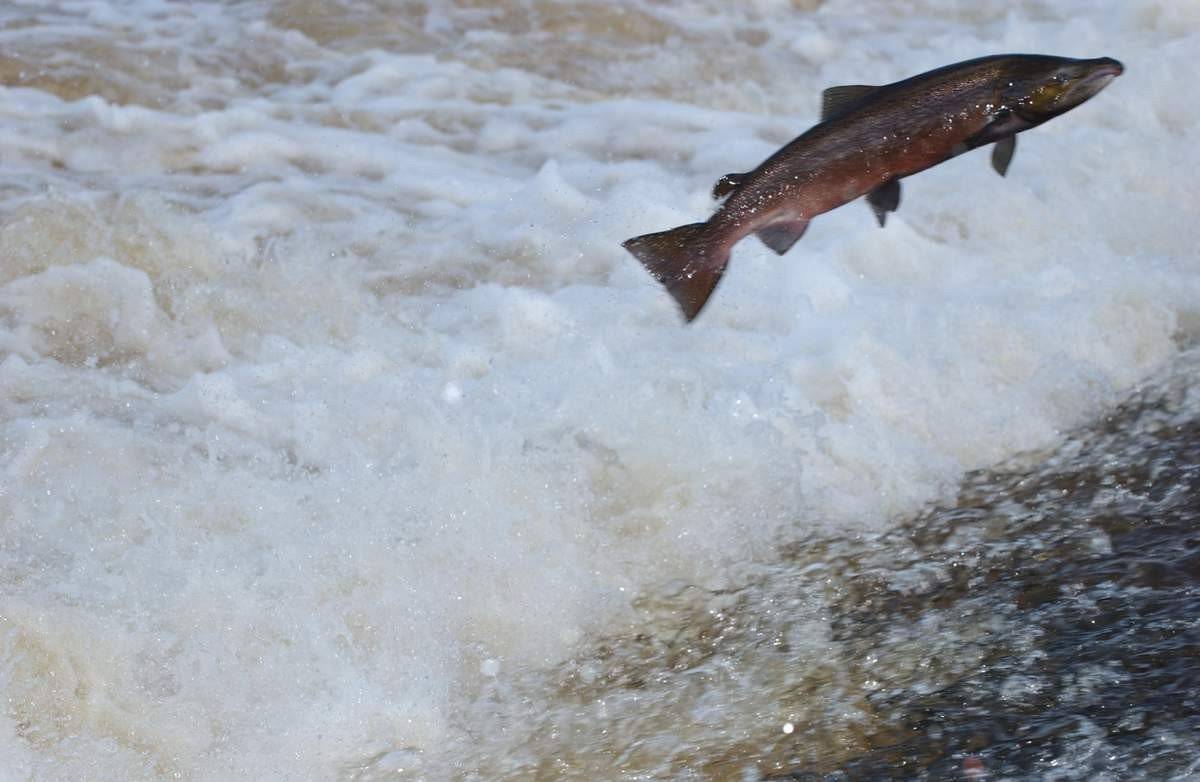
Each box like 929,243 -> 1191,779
866,178 -> 901,227
755,219 -> 809,255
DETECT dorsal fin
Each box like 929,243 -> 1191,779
820,85 -> 879,121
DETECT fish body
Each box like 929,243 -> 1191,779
622,54 -> 1124,321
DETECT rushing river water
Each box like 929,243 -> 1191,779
1,1 -> 1197,780
432,351 -> 1200,781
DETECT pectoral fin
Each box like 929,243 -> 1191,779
964,111 -> 1033,150
866,178 -> 901,227
712,172 -> 748,200
991,136 -> 1016,177
755,219 -> 809,255
821,85 -> 879,121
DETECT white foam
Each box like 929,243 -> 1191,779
1,0 -> 1198,778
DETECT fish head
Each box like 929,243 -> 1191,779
1002,56 -> 1124,122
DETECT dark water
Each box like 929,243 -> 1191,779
448,352 -> 1200,781
774,357 -> 1200,780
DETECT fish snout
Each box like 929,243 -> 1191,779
1090,57 -> 1124,79
1063,57 -> 1124,105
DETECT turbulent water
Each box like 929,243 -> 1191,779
0,1 -> 1197,780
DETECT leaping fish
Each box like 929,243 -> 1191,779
622,54 -> 1124,321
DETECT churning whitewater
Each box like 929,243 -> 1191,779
0,1 -> 1198,780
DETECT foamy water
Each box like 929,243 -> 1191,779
1,1 -> 1197,779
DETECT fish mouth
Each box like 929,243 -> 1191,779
1079,58 -> 1123,89
1090,58 -> 1124,79
1064,58 -> 1123,104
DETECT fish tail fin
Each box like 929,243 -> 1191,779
622,222 -> 729,322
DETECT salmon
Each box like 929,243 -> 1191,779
622,54 -> 1124,321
